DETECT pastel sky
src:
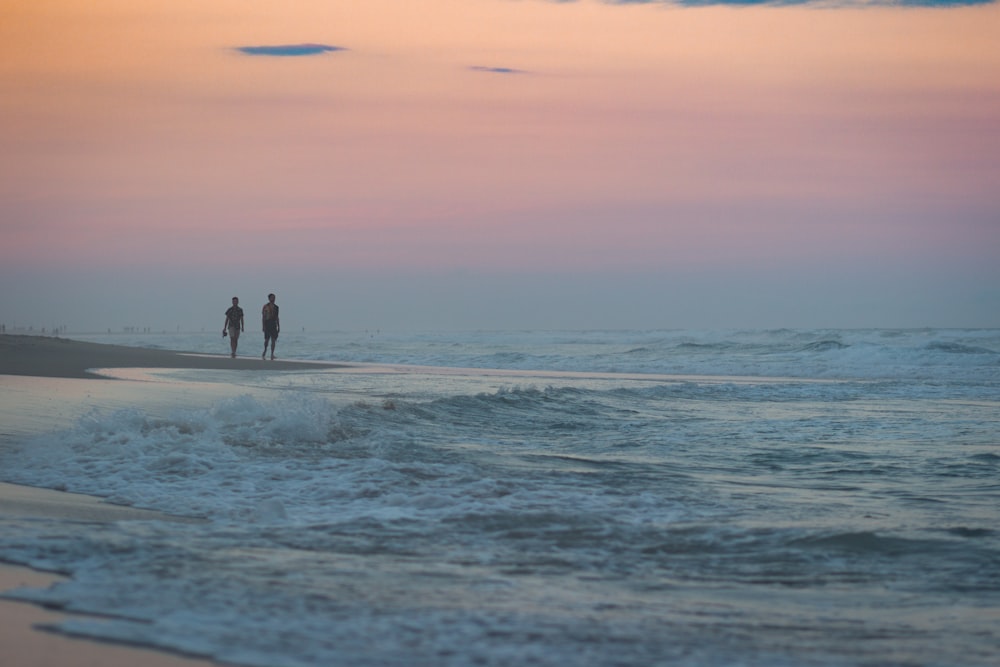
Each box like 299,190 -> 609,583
2,0 -> 998,332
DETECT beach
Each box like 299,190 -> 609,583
1,329 -> 997,667
0,334 -> 338,667
0,486 -> 221,667
1,564 -> 221,667
0,334 -> 341,379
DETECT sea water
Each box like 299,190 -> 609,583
1,329 -> 998,666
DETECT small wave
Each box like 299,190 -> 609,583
925,341 -> 997,355
523,453 -> 621,469
388,385 -> 604,439
944,526 -> 995,539
792,531 -> 947,556
799,340 -> 849,352
675,342 -> 732,351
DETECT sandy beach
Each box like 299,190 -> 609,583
1,564 -> 225,667
2,330 -> 997,666
0,334 -> 341,667
0,333 -> 341,379
1,506 -> 220,667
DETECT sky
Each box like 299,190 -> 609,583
1,0 -> 998,332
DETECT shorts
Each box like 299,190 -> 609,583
228,325 -> 241,341
264,321 -> 279,340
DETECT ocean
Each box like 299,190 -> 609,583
1,328 -> 998,666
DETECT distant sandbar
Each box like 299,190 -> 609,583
0,334 -> 343,380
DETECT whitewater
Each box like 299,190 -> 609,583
1,328 -> 998,666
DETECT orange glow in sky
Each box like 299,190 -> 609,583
1,0 -> 998,329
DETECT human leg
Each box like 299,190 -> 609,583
264,322 -> 278,360
229,326 -> 240,357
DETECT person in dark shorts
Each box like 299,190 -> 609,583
223,296 -> 244,358
262,293 -> 280,360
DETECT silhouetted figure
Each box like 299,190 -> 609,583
262,293 -> 280,360
223,297 -> 244,358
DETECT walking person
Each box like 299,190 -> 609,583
223,297 -> 244,358
262,293 -> 280,360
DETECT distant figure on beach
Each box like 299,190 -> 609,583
262,293 -> 280,360
223,297 -> 244,358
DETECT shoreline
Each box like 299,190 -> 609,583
0,333 -> 344,379
0,333 -> 311,666
0,485 -> 222,667
1,561 -> 225,667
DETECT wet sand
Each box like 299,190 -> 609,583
0,334 -> 320,666
0,333 -> 342,379
0,561 -> 225,667
0,485 -> 219,667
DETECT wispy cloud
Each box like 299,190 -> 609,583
236,44 -> 346,57
470,66 -> 528,75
